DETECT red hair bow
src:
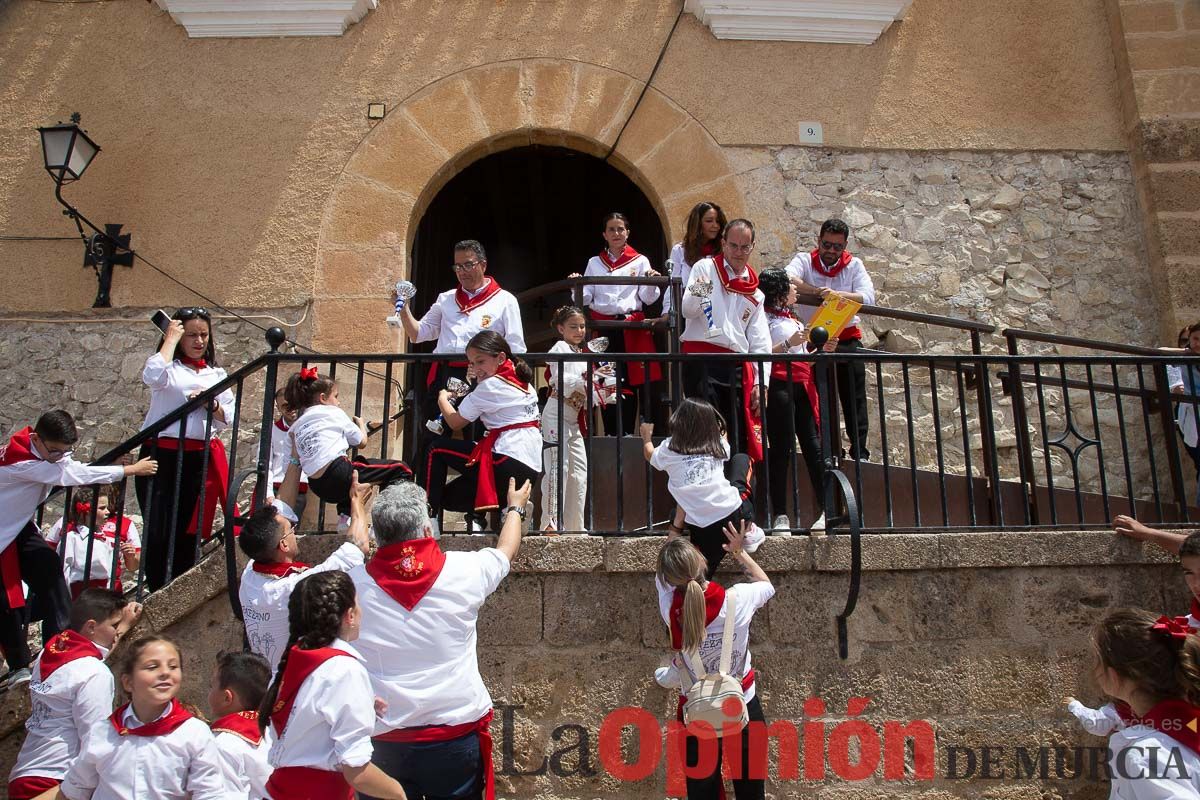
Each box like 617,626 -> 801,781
1152,615 -> 1193,641
299,367 -> 319,381
74,501 -> 91,517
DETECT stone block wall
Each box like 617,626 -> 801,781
1,531 -> 1185,799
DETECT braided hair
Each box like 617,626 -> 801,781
258,571 -> 356,734
1093,607 -> 1200,707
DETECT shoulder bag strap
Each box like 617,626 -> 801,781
719,592 -> 736,676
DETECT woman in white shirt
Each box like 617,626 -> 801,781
136,308 -> 235,591
427,331 -> 541,528
655,525 -> 774,800
662,202 -> 727,322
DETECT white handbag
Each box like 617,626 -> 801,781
679,593 -> 749,737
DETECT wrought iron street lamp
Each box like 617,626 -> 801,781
36,113 -> 132,308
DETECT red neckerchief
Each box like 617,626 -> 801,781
211,710 -> 263,746
490,358 -> 529,392
668,581 -> 726,650
455,278 -> 503,314
1113,700 -> 1139,725
250,559 -> 310,578
179,356 -> 208,371
599,245 -> 640,271
713,254 -> 759,301
110,699 -> 194,737
0,427 -> 37,467
270,646 -> 353,736
100,515 -> 134,542
38,630 -> 103,680
275,419 -> 290,432
811,249 -> 852,279
365,538 -> 448,612
1140,699 -> 1200,756
765,305 -> 796,320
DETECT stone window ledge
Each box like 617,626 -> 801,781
686,0 -> 912,45
154,0 -> 377,38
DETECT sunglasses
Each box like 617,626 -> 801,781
176,307 -> 211,320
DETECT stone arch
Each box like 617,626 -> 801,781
313,58 -> 744,351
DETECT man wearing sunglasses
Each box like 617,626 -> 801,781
785,218 -> 877,461
394,240 -> 526,488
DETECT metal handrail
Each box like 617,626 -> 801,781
1003,327 -> 1175,356
795,298 -> 996,335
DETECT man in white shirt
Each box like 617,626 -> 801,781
680,219 -> 772,460
395,240 -> 526,484
785,218 -> 877,460
351,476 -> 532,800
0,411 -> 156,687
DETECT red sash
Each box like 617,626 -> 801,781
1140,699 -> 1200,757
765,308 -> 820,423
266,766 -> 353,800
713,254 -> 759,299
154,437 -> 232,539
270,646 -> 353,737
455,278 -> 503,314
679,341 -> 764,462
7,776 -> 61,799
0,428 -> 41,609
211,710 -> 263,746
251,559 -> 310,578
109,699 -> 194,737
374,710 -> 496,800
37,630 -> 103,680
668,582 -> 725,650
365,538 -> 447,611
467,421 -> 541,511
588,311 -> 661,386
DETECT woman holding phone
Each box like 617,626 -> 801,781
136,308 -> 236,591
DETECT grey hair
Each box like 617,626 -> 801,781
454,239 -> 487,263
371,481 -> 434,545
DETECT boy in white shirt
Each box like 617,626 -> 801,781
7,589 -> 139,799
207,651 -> 272,800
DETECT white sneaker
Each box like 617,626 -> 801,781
810,512 -> 826,532
770,514 -> 791,534
743,523 -> 766,553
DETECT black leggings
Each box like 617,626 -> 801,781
684,452 -> 754,579
136,443 -> 205,592
307,455 -> 413,516
424,436 -> 540,513
766,380 -> 824,517
684,695 -> 766,800
0,522 -> 70,671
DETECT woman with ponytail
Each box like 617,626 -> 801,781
1090,607 -> 1200,797
259,571 -> 406,800
425,330 -> 541,529
654,524 -> 774,800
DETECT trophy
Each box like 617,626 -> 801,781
426,377 -> 471,434
689,280 -> 721,337
386,280 -> 417,327
587,337 -> 610,385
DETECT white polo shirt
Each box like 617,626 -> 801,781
456,375 -> 542,472
414,282 -> 526,354
350,547 -> 510,731
649,438 -> 742,527
289,405 -> 364,476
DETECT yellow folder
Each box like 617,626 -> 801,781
806,294 -> 863,340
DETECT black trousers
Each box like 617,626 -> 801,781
682,361 -> 753,456
684,695 -> 766,800
136,443 -> 205,592
424,437 -> 540,514
362,730 -> 482,800
0,522 -> 70,671
595,326 -> 640,436
684,452 -> 753,579
835,338 -> 870,460
766,380 -> 824,518
307,455 -> 413,516
416,364 -> 474,486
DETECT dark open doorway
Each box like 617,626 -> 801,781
410,144 -> 667,350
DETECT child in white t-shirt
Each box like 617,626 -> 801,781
641,397 -> 764,578
284,369 -> 412,527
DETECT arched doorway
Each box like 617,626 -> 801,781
410,145 -> 667,350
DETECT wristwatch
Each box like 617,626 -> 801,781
503,505 -> 527,521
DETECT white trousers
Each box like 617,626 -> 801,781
540,407 -> 588,531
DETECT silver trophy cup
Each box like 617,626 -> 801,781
386,280 -> 417,327
426,377 -> 471,434
689,280 -> 721,338
587,337 -> 610,385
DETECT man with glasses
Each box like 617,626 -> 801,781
680,219 -> 772,460
0,410 -> 157,690
395,240 -> 525,490
785,217 -> 877,460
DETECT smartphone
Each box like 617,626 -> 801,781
150,310 -> 171,333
